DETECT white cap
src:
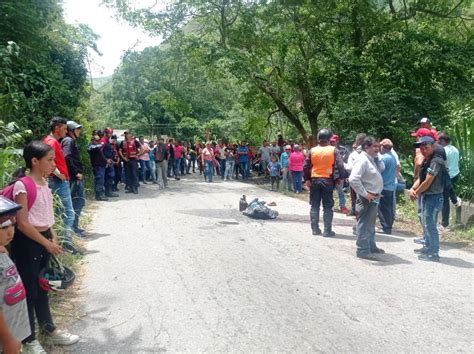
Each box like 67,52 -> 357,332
418,117 -> 430,124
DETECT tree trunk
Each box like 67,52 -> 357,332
255,81 -> 308,143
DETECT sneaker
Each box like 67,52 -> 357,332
413,237 -> 425,244
46,329 -> 80,346
312,228 -> 322,236
22,339 -> 47,354
74,229 -> 87,238
414,247 -> 429,254
340,207 -> 349,214
455,197 -> 462,208
371,247 -> 385,254
418,253 -> 440,262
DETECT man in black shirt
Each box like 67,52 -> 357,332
61,121 -> 86,236
88,132 -> 109,201
410,136 -> 446,262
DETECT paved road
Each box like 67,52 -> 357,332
69,174 -> 473,353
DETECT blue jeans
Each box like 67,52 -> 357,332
281,168 -> 291,191
70,180 -> 85,231
292,171 -> 303,192
240,161 -> 249,179
336,182 -> 346,208
174,158 -> 181,176
204,160 -> 213,182
378,189 -> 395,233
139,159 -> 153,181
422,193 -> 443,255
105,164 -> 115,190
355,196 -> 378,256
220,159 -> 226,179
48,178 -> 75,238
224,160 -> 234,179
149,160 -> 157,181
93,166 -> 106,195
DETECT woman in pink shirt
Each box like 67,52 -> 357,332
11,141 -> 79,352
201,142 -> 216,183
288,144 -> 305,193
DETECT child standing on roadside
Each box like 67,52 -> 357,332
268,156 -> 281,191
10,141 -> 79,353
0,197 -> 29,354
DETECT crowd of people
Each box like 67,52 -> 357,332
0,116 -> 463,353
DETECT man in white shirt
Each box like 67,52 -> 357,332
349,136 -> 385,260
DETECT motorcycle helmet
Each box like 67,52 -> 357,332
38,256 -> 75,292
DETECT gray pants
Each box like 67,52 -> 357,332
156,160 -> 168,188
355,196 -> 378,256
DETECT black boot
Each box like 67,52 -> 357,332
322,208 -> 335,237
310,209 -> 321,236
105,186 -> 119,197
96,193 -> 109,201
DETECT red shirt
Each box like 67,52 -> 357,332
43,135 -> 69,180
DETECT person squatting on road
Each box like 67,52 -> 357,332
304,129 -> 347,238
61,121 -> 86,237
42,117 -> 76,243
349,137 -> 385,260
10,141 -> 79,353
410,136 -> 448,262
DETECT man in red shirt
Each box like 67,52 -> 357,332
42,117 -> 76,243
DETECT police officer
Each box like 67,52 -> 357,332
304,129 -> 347,237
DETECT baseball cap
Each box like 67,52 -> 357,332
413,136 -> 435,147
411,128 -> 434,138
104,127 -> 113,134
329,134 -> 340,142
67,121 -> 82,131
285,145 -> 291,150
418,117 -> 430,124
380,138 -> 393,148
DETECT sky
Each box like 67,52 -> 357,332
63,0 -> 164,78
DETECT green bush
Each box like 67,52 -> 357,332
446,106 -> 473,201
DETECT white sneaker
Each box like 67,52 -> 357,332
455,197 -> 462,208
46,329 -> 80,346
22,339 -> 47,354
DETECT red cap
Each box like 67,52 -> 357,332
104,127 -> 113,134
411,128 -> 434,138
329,134 -> 340,142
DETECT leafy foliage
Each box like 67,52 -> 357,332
0,0 -> 95,137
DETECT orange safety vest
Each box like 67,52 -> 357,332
310,145 -> 335,178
